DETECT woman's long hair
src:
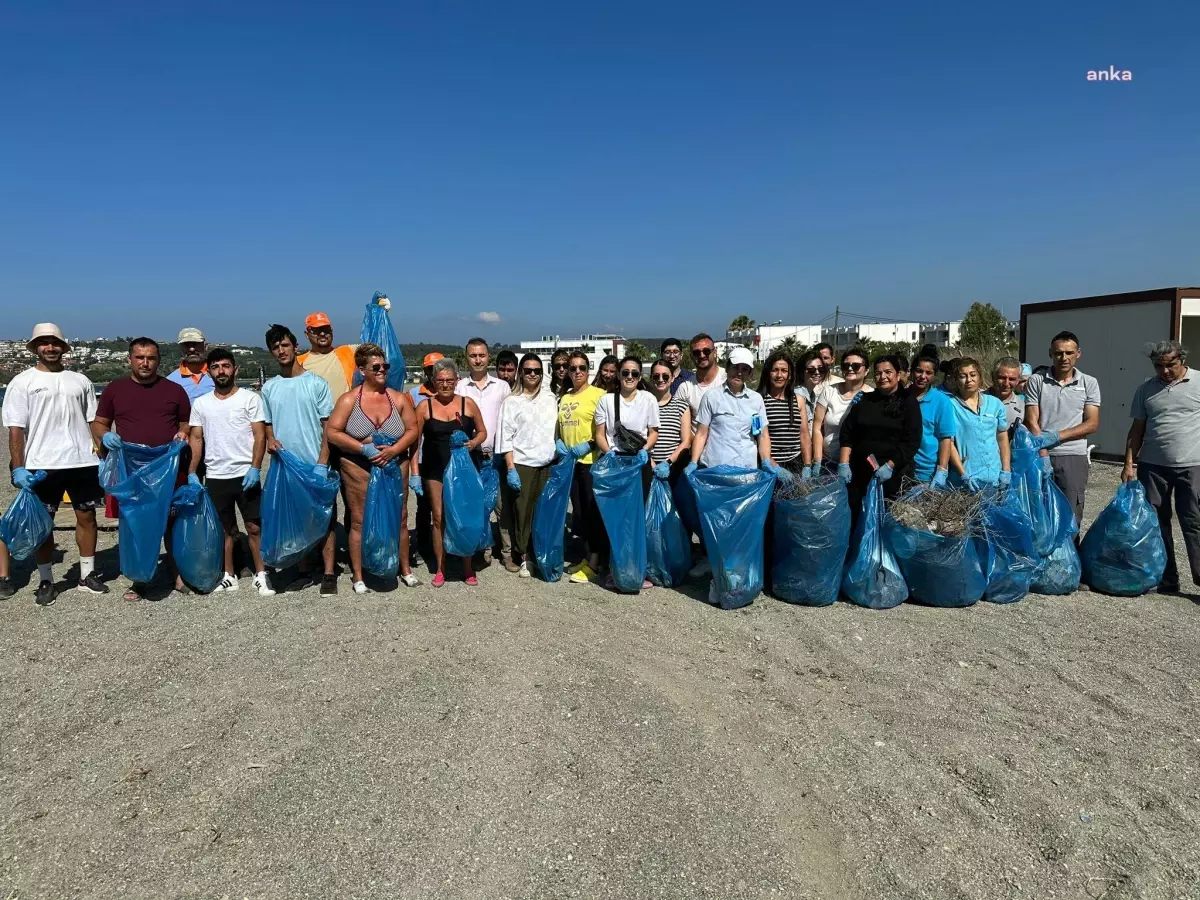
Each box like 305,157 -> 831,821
550,349 -> 570,395
593,354 -> 619,393
756,349 -> 798,426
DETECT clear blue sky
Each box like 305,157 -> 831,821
2,1 -> 1197,346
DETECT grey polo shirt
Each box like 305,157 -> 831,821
992,390 -> 1024,428
1130,368 -> 1200,467
1024,370 -> 1101,457
696,383 -> 766,469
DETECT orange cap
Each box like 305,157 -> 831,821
305,312 -> 332,329
423,352 -> 444,367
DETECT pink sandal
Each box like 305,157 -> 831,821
465,575 -> 479,586
432,572 -> 445,588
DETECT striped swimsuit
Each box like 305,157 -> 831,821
346,386 -> 406,468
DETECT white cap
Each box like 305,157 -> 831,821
27,323 -> 70,352
177,327 -> 206,344
728,346 -> 755,369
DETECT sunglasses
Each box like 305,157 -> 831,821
620,369 -> 641,378
804,367 -> 824,375
844,362 -> 865,372
693,348 -> 714,356
568,365 -> 588,373
522,368 -> 543,377
368,362 -> 391,372
650,373 -> 671,383
554,363 -> 567,369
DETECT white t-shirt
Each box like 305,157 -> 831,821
815,382 -> 872,460
594,391 -> 661,440
189,388 -> 266,479
2,368 -> 99,470
677,368 -> 728,426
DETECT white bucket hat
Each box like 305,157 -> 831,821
27,323 -> 70,353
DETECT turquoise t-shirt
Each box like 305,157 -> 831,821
261,371 -> 334,465
914,388 -> 956,480
949,393 -> 1007,484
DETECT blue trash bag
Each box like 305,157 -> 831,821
1010,426 -> 1056,556
884,485 -> 987,608
981,482 -> 1038,604
842,480 -> 908,609
645,476 -> 690,588
673,473 -> 701,536
478,457 -> 500,551
688,466 -> 775,609
592,453 -> 648,592
106,441 -> 185,583
362,433 -> 404,578
1079,481 -> 1167,596
260,449 -> 342,569
352,292 -> 407,392
442,433 -> 489,558
1032,537 -> 1081,595
170,482 -> 224,593
772,476 -> 851,606
0,472 -> 53,561
533,451 -> 575,581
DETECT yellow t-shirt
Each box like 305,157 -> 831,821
558,385 -> 606,464
299,345 -> 358,400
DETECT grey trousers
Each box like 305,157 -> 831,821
1050,455 -> 1089,526
1137,463 -> 1200,588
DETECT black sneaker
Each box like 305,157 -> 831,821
320,575 -> 338,596
77,573 -> 110,595
35,580 -> 57,607
0,577 -> 14,599
286,572 -> 316,593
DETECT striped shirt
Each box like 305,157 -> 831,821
763,394 -> 805,464
651,393 -> 689,463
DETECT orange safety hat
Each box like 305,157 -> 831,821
305,312 -> 333,329
423,352 -> 444,367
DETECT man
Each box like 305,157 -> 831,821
813,343 -> 844,386
660,338 -> 696,392
298,312 -> 358,401
93,337 -> 192,601
1,323 -> 108,604
456,338 -> 509,565
187,348 -> 274,596
1024,330 -> 1101,525
677,333 -> 727,428
495,350 -> 519,388
167,327 -> 215,401
410,352 -> 443,407
988,357 -> 1025,432
1122,340 -> 1200,594
261,324 -> 337,594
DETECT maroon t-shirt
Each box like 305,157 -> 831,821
96,376 -> 191,446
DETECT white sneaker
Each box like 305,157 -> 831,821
518,561 -> 531,578
213,573 -> 239,593
353,580 -> 369,594
688,559 -> 712,578
400,572 -> 422,587
253,572 -> 275,596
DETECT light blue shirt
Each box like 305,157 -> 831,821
696,384 -> 766,470
914,388 -> 956,480
261,371 -> 333,465
166,367 -> 215,401
949,393 -> 1007,484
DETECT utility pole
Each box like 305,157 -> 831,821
833,305 -> 840,348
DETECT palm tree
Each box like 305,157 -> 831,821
728,315 -> 755,333
775,336 -> 805,363
624,340 -> 652,362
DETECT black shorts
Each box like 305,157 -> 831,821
206,477 -> 262,532
22,466 -> 105,512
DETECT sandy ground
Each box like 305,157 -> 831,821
1,446 -> 1197,900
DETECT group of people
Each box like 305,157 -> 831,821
3,315 -> 1198,606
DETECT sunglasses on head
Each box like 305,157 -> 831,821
522,367 -> 542,376
844,362 -> 865,372
568,365 -> 588,373
368,362 -> 391,372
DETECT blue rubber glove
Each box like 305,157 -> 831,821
101,432 -> 123,452
450,431 -> 468,450
361,443 -> 381,459
1041,456 -> 1054,476
314,464 -> 331,480
506,468 -> 522,492
997,471 -> 1012,491
800,466 -> 812,482
809,463 -> 822,479
411,475 -> 424,496
187,473 -> 202,488
685,462 -> 698,478
837,463 -> 852,482
874,463 -> 894,482
1036,430 -> 1060,450
570,441 -> 591,459
240,468 -> 260,491
932,468 -> 948,488
966,476 -> 986,493
635,449 -> 649,467
555,439 -> 570,459
653,461 -> 670,480
12,467 -> 42,491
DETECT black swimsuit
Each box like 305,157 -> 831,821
419,397 -> 478,481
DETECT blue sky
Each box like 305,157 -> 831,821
2,1 -> 1197,346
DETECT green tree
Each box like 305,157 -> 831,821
959,302 -> 1009,353
772,337 -> 807,365
624,340 -> 652,362
728,315 -> 755,333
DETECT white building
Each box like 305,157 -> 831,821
822,321 -> 922,351
519,334 -> 627,376
920,320 -> 1020,349
727,323 -> 825,361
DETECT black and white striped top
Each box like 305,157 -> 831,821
651,393 -> 689,462
763,394 -> 805,464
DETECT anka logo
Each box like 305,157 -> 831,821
1087,66 -> 1132,81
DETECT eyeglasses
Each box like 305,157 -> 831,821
568,365 -> 588,373
694,348 -> 714,356
844,362 -> 865,372
368,362 -> 391,372
620,369 -> 641,379
650,373 -> 671,383
434,379 -> 457,386
522,368 -> 543,377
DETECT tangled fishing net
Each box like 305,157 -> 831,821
886,480 -> 991,538
774,471 -> 840,501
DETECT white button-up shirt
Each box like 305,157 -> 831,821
456,373 -> 509,453
497,389 -> 559,467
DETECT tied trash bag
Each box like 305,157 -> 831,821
592,453 -> 648,592
772,476 -> 851,606
442,432 -> 489,557
478,457 -> 500,551
982,481 -> 1038,604
841,480 -> 908,609
1080,481 -> 1167,596
884,485 -> 987,608
352,292 -> 407,391
0,472 -> 53,561
1010,426 -> 1056,556
106,441 -> 185,583
688,466 -> 775,609
260,449 -> 341,569
362,434 -> 404,578
170,482 -> 223,593
1031,476 -> 1081,596
533,451 -> 575,581
645,477 -> 690,587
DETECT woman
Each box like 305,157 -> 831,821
909,352 -> 957,485
415,358 -> 488,587
557,351 -> 609,585
811,347 -> 873,472
497,353 -> 559,578
550,349 -> 570,396
325,343 -> 420,591
594,355 -> 660,494
592,355 -> 619,393
947,357 -> 1011,490
838,355 -> 923,530
757,350 -> 812,473
796,351 -> 825,408
647,360 -> 692,485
